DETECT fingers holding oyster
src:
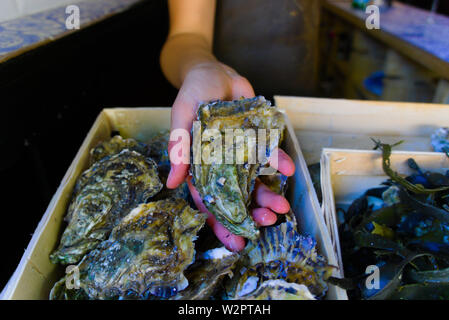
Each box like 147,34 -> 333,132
168,96 -> 296,251
187,172 -> 295,252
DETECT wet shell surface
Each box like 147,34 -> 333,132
50,199 -> 207,300
191,96 -> 285,240
90,135 -> 149,164
50,147 -> 162,265
227,218 -> 333,300
170,247 -> 239,300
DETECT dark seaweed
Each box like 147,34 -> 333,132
335,141 -> 449,300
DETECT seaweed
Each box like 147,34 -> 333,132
334,141 -> 449,300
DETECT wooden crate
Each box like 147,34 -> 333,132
0,108 -> 346,300
275,96 -> 449,165
320,148 -> 449,276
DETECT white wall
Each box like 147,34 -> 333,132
0,0 -> 86,23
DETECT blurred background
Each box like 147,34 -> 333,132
1,0 -> 448,288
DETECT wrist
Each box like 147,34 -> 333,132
179,54 -> 218,83
161,33 -> 217,88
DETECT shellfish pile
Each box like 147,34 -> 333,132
49,97 -> 332,300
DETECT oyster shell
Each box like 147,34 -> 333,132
238,280 -> 316,300
50,199 -> 207,300
226,219 -> 333,299
191,96 -> 285,240
50,149 -> 162,265
170,247 -> 239,300
90,135 -> 149,164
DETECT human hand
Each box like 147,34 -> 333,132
167,60 -> 255,189
167,60 -> 295,251
186,150 -> 295,251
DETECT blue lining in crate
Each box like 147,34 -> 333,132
0,0 -> 142,61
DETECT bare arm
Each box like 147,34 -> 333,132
160,0 -> 295,252
160,0 -> 217,88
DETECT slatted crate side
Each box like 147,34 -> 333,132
276,95 -> 449,164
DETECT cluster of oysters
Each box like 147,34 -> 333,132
49,97 -> 332,300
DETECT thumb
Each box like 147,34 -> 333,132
167,89 -> 197,189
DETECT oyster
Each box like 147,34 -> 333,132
191,96 -> 285,240
171,247 -> 239,300
238,280 -> 316,300
50,199 -> 207,300
90,135 -> 149,164
227,219 -> 333,299
50,149 -> 162,265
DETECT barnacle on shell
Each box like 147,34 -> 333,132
50,148 -> 162,265
50,199 -> 207,300
191,96 -> 285,240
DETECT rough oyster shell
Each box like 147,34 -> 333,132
50,149 -> 162,265
170,247 -> 239,300
226,219 -> 333,299
191,96 -> 285,240
237,280 -> 316,300
50,199 -> 207,300
90,135 -> 149,164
